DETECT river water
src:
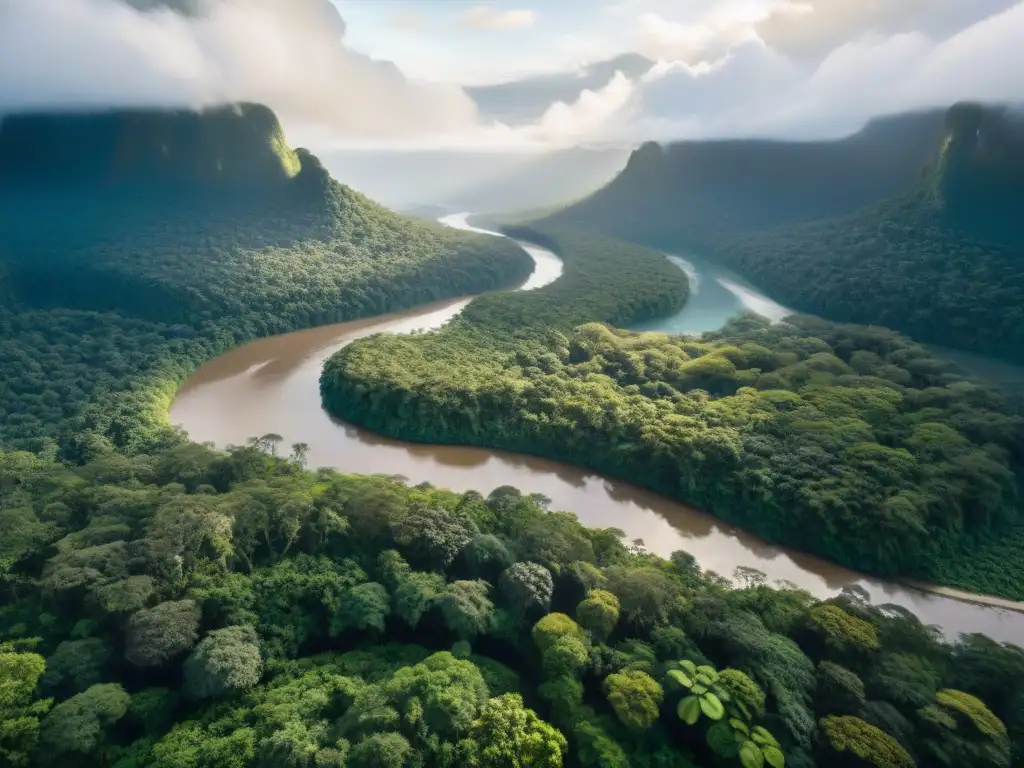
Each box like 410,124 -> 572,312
169,214 -> 1024,643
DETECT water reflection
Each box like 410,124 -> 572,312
168,217 -> 1024,643
630,254 -> 791,335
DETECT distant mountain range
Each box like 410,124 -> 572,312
541,107 -> 949,247
466,54 -> 654,124
541,103 -> 1024,362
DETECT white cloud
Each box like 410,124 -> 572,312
755,0 -> 1019,61
461,5 -> 536,30
0,0 -> 479,140
315,69 -> 641,151
628,0 -> 1024,140
1,0 -> 1022,155
636,1 -> 799,61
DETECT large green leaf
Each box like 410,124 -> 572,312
763,745 -> 785,768
732,700 -> 751,721
730,718 -> 750,735
739,741 -> 765,768
699,692 -> 725,720
668,668 -> 693,688
680,660 -> 698,676
752,726 -> 779,747
677,695 -> 701,726
707,721 -> 740,758
691,683 -> 708,695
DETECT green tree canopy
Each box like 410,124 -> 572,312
125,599 -> 201,668
183,625 -> 263,700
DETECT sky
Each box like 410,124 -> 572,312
337,0 -> 631,84
1,0 -> 1023,151
335,0 -> 1024,83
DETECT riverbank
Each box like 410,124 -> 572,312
905,580 -> 1024,614
171,218 -> 1024,642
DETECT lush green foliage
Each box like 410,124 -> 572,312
541,104 -> 1024,365
324,256 -> 1024,590
1,441 -> 1021,766
716,188 -> 1024,362
0,107 -> 532,453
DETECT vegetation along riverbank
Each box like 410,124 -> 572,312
0,105 -> 533,458
322,225 -> 1024,601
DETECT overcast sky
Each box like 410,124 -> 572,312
1,0 -> 1022,150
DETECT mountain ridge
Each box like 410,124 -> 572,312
0,102 -> 307,188
0,102 -> 534,451
539,106 -> 949,249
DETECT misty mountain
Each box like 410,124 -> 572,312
466,53 -> 654,124
0,102 -> 529,326
713,103 -> 1024,361
318,146 -> 631,215
540,107 -> 948,248
0,103 -> 303,187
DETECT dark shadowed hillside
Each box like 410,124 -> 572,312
0,103 -> 532,452
540,108 -> 947,249
716,103 -> 1024,361
0,103 -> 302,186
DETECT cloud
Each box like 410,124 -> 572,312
635,1 -> 797,61
461,5 -> 536,30
0,0 -> 477,140
390,11 -> 427,33
315,69 -> 641,151
1,0 -> 1022,154
628,0 -> 1024,140
754,0 -> 1020,61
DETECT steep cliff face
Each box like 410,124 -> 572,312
0,103 -> 305,187
540,108 -> 947,249
931,103 -> 1024,237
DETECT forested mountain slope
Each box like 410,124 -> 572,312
539,108 -> 946,248
716,103 -> 1024,361
0,104 -> 533,453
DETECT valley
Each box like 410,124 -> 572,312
170,216 -> 1024,643
3,97 -> 1024,768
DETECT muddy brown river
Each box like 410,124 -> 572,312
169,214 -> 1024,644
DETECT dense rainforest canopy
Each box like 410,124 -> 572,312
1,101 -> 1023,768
2,440 -> 1023,768
715,105 -> 1024,362
0,105 -> 532,453
535,103 -> 1024,363
323,225 -> 1024,599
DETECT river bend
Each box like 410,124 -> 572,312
169,213 -> 1024,643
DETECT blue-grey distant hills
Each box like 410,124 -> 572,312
540,107 -> 949,246
319,145 -> 631,215
466,53 -> 654,124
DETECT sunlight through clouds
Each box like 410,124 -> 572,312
0,0 -> 1022,150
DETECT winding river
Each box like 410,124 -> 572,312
170,213 -> 1024,643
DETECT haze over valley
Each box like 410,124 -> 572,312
2,3 -> 1024,768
